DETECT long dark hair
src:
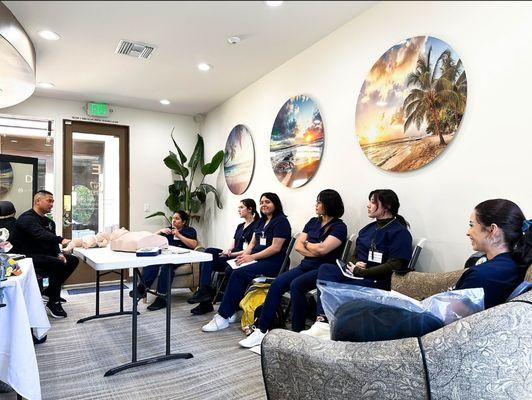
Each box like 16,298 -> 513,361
475,199 -> 532,267
317,189 -> 344,218
259,192 -> 285,221
369,189 -> 409,227
241,198 -> 259,221
174,210 -> 190,227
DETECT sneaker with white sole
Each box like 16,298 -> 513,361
239,329 -> 266,348
202,314 -> 229,332
228,311 -> 241,324
300,321 -> 330,339
46,301 -> 67,319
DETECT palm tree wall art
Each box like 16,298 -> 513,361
355,36 -> 467,172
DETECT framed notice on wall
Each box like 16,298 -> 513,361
0,154 -> 38,217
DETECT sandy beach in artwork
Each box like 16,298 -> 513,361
363,134 -> 454,172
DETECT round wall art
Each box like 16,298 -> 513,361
224,124 -> 255,195
355,36 -> 467,172
270,95 -> 324,188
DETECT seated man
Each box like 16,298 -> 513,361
15,190 -> 79,319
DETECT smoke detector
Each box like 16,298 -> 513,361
115,39 -> 157,60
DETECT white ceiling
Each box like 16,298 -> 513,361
4,1 -> 376,116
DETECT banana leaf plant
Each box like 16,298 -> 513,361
146,129 -> 224,224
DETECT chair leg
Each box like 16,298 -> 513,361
212,275 -> 226,305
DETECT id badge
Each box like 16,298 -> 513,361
259,236 -> 267,246
368,250 -> 383,264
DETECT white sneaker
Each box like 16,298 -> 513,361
300,321 -> 330,339
239,329 -> 266,348
202,314 -> 230,332
228,311 -> 241,324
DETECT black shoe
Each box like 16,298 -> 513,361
147,296 -> 167,311
190,301 -> 214,315
46,301 -> 67,319
129,285 -> 147,299
187,286 -> 214,304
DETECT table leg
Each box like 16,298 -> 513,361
77,269 -> 138,324
104,264 -> 193,377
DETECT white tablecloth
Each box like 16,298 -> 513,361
0,258 -> 51,400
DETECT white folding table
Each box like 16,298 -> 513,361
73,246 -> 212,376
0,258 -> 50,400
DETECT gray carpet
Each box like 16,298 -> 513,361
28,289 -> 266,400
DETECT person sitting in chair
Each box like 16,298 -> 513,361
15,191 -> 79,319
130,210 -> 198,311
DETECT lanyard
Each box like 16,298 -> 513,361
370,218 -> 395,254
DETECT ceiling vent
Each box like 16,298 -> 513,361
115,40 -> 156,60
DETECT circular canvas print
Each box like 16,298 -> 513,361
0,161 -> 14,196
270,95 -> 324,188
224,124 -> 255,195
355,36 -> 467,172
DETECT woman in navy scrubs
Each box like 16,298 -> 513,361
188,199 -> 259,315
131,210 -> 198,311
202,192 -> 291,332
303,189 -> 412,338
455,199 -> 531,308
239,189 -> 347,348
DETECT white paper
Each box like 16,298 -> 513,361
227,259 -> 258,269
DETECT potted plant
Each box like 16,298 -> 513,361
147,129 -> 224,224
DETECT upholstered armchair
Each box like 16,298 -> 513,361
261,267 -> 532,400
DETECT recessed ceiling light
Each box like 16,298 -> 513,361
265,1 -> 283,7
160,99 -> 170,105
197,63 -> 212,72
37,82 -> 55,89
38,30 -> 60,41
227,36 -> 241,45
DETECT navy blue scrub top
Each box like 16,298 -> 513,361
161,226 -> 197,249
302,217 -> 347,267
233,220 -> 259,252
251,215 -> 291,264
356,219 -> 412,268
455,252 -> 522,309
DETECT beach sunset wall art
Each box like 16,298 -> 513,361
270,95 -> 324,188
223,124 -> 255,195
355,36 -> 467,172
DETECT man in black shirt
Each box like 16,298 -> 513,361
15,190 -> 79,318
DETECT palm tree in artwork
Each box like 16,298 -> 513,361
403,47 -> 460,146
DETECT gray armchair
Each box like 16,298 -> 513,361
262,266 -> 532,400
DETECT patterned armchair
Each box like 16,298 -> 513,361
261,266 -> 532,400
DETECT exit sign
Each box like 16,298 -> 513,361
86,102 -> 109,117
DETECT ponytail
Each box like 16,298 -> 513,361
514,223 -> 532,267
369,189 -> 409,228
241,198 -> 259,221
475,199 -> 531,267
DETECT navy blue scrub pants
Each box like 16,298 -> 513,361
141,264 -> 177,295
217,259 -> 282,319
199,247 -> 230,288
316,263 -> 389,316
257,262 -> 319,333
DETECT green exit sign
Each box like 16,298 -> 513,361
86,102 -> 109,117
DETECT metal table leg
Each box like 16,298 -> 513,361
104,265 -> 193,377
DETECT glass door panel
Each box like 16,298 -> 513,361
71,132 -> 120,239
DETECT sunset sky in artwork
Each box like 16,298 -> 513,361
355,36 -> 459,145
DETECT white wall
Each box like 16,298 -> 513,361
2,96 -> 198,235
200,1 -> 532,272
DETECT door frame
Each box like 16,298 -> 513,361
62,119 -> 130,237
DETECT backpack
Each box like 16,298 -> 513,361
239,282 -> 287,335
239,282 -> 270,333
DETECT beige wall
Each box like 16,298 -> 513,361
2,96 -> 198,236
200,1 -> 532,272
